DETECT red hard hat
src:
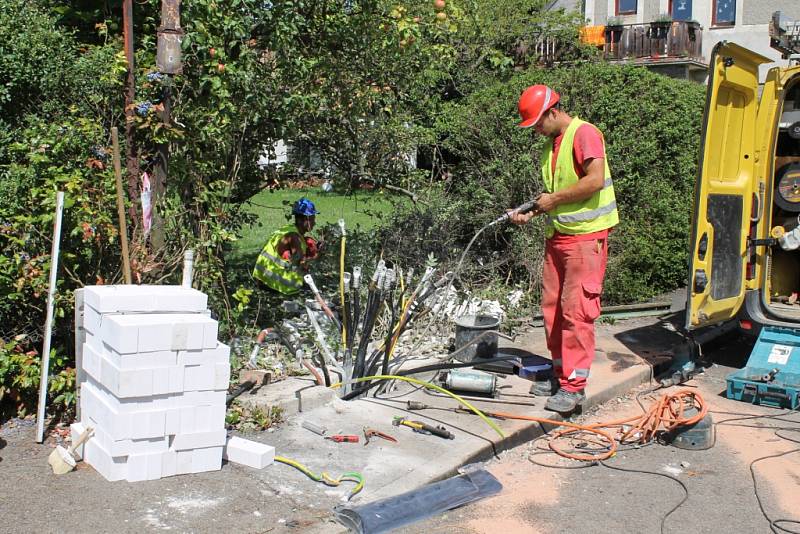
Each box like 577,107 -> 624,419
517,85 -> 560,128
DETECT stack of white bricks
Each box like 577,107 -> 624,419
70,285 -> 230,482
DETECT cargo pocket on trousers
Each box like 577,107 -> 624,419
581,282 -> 602,322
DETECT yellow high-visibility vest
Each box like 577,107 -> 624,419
540,118 -> 619,238
252,223 -> 308,295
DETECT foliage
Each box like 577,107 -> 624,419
0,0 -> 703,419
400,63 -> 706,304
226,402 -> 283,432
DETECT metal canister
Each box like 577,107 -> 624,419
443,369 -> 496,395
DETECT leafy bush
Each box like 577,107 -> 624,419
395,63 -> 706,305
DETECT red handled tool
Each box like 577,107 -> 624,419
325,434 -> 360,443
363,427 -> 397,446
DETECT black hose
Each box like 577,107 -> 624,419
226,380 -> 256,406
355,287 -> 382,378
343,297 -> 352,351
314,351 -> 332,387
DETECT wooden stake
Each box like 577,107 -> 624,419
112,127 -> 133,284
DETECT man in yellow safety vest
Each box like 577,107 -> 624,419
510,84 -> 619,414
252,197 -> 320,295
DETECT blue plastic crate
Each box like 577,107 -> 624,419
725,326 -> 800,409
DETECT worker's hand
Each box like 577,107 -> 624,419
304,236 -> 319,260
534,193 -> 557,213
508,209 -> 536,225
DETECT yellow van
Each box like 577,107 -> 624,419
687,41 -> 800,334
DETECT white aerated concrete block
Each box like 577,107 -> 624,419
191,446 -> 223,473
223,436 -> 275,469
170,429 -> 227,451
176,450 -> 193,475
126,451 -> 164,482
83,305 -> 102,335
100,314 -> 218,354
184,364 -> 215,392
177,343 -> 231,366
214,362 -> 231,390
83,285 -> 208,314
89,423 -> 168,457
81,381 -> 165,441
86,341 -> 178,371
161,450 -> 177,477
196,404 -> 226,433
83,439 -> 127,482
83,343 -> 153,398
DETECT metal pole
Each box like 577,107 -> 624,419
153,0 -> 183,251
35,191 -> 65,443
112,127 -> 133,284
123,0 -> 139,230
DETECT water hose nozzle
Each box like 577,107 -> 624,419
491,199 -> 538,226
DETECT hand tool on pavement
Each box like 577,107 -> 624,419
48,426 -> 93,475
392,416 -> 454,440
363,427 -> 397,446
407,400 -> 428,411
302,420 -> 328,436
406,400 -> 505,420
325,434 -> 360,443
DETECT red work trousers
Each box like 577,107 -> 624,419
541,236 -> 608,393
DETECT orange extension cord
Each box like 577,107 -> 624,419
485,388 -> 708,462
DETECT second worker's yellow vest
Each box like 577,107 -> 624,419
252,223 -> 308,295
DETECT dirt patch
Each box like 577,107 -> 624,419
605,351 -> 643,371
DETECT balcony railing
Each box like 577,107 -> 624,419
599,21 -> 703,63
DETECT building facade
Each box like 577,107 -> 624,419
577,0 -> 800,81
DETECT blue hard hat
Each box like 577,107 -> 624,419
292,197 -> 320,216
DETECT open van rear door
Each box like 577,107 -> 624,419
686,42 -> 771,330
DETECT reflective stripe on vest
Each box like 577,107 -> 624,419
252,223 -> 308,294
541,118 -> 619,238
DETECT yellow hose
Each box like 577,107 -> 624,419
275,455 -> 364,500
329,374 -> 505,439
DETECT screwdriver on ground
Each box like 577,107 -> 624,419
325,434 -> 360,443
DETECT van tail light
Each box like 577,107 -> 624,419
740,319 -> 753,330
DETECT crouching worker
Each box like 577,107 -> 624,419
253,197 -> 321,295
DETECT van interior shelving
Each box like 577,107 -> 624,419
766,80 -> 800,318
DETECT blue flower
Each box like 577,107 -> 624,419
146,72 -> 164,82
135,101 -> 153,116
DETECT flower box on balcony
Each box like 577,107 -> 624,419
649,19 -> 672,40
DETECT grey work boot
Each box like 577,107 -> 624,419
529,377 -> 558,396
544,388 -> 586,413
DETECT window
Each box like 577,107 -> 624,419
713,0 -> 735,26
670,0 -> 692,21
616,0 -> 636,15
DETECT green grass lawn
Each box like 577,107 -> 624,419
225,186 -> 404,327
232,187 -> 400,261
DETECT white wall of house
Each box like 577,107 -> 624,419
581,0 -> 800,81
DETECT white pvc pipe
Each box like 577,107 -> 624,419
182,249 -> 194,288
36,191 -> 65,443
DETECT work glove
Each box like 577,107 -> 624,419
305,236 -> 319,259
